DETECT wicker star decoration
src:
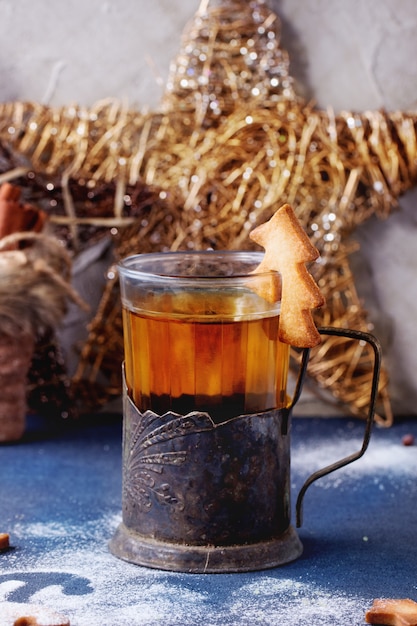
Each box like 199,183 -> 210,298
1,0 -> 415,422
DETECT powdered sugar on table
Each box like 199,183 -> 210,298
0,416 -> 416,625
0,515 -> 369,626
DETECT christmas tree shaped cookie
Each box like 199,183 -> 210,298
250,204 -> 325,348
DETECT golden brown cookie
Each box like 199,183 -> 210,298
0,603 -> 70,626
365,598 -> 417,626
250,203 -> 324,347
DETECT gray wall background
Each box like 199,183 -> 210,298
1,0 -> 417,416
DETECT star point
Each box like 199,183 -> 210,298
0,0 -> 412,423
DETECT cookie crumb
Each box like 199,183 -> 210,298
0,532 -> 10,550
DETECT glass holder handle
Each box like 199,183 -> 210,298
295,326 -> 382,528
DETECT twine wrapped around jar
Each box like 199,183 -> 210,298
0,232 -> 87,441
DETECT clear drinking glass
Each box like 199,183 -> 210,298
118,250 -> 289,422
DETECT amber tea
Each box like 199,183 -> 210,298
119,252 -> 289,422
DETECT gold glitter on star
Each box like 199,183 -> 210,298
1,0 -> 415,423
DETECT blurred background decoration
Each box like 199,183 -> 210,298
1,0 -> 417,424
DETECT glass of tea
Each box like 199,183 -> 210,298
111,249 -> 380,573
118,250 -> 290,422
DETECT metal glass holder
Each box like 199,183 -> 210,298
109,327 -> 381,573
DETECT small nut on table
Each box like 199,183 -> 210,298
402,434 -> 415,447
0,532 -> 10,550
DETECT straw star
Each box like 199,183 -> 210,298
0,0 -> 415,422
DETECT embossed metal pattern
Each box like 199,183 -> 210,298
121,391 -> 291,547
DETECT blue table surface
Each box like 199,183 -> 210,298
0,413 -> 416,626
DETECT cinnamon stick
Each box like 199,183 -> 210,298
0,182 -> 47,243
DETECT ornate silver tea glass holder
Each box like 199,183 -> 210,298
109,328 -> 381,573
